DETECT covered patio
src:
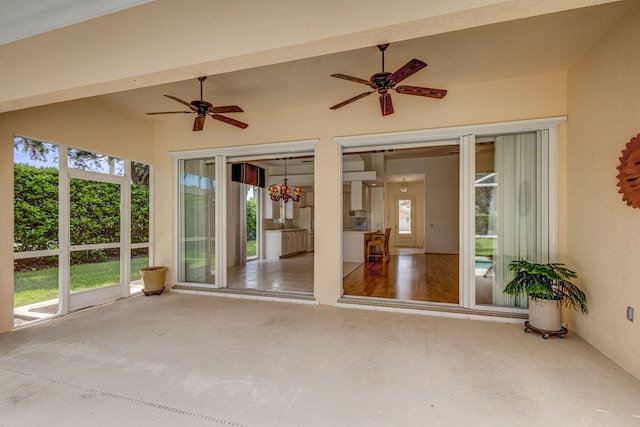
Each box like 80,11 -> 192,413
2,293 -> 639,426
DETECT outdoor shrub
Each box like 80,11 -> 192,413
14,164 -> 149,265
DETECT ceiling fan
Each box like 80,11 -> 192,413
329,44 -> 447,116
146,76 -> 248,131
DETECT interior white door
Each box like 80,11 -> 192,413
395,195 -> 415,247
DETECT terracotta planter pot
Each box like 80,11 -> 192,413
528,296 -> 562,332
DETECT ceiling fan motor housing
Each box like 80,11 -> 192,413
371,72 -> 394,93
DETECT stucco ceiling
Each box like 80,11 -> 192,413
94,1 -> 635,121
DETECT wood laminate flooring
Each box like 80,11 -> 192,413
227,252 -> 460,304
342,253 -> 459,304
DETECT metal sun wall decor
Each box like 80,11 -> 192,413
616,133 -> 640,208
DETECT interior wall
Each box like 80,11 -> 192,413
567,3 -> 640,380
385,181 -> 425,248
387,155 -> 460,253
0,99 -> 154,333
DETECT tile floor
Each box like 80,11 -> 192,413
227,253 -> 314,294
1,292 -> 640,427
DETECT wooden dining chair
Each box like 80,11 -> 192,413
366,233 -> 385,262
383,227 -> 391,261
367,228 -> 391,262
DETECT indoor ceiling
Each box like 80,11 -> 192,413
95,1 -> 635,120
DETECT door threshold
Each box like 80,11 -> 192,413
171,285 -> 317,304
337,296 -> 526,321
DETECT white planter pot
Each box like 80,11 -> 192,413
528,296 -> 562,332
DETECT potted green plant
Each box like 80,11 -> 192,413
503,259 -> 587,338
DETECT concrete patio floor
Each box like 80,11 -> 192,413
1,292 -> 639,426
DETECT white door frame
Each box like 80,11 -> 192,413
170,139 -> 319,289
67,167 -> 129,312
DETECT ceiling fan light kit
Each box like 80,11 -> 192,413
146,76 -> 249,131
329,43 -> 447,116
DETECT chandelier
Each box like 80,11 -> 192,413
269,158 -> 301,203
400,178 -> 408,193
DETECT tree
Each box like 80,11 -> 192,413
246,197 -> 257,241
13,136 -> 57,163
14,136 -> 150,185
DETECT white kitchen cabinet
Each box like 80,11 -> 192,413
342,230 -> 379,262
281,231 -> 293,256
263,195 -> 293,220
295,231 -> 307,254
264,229 -> 307,259
350,181 -> 363,211
263,192 -> 278,219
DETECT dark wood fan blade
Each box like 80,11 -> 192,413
193,116 -> 205,131
379,93 -> 394,116
395,85 -> 447,99
329,91 -> 374,110
146,111 -> 192,115
330,74 -> 372,86
388,59 -> 427,85
212,114 -> 249,129
210,105 -> 244,113
164,95 -> 197,112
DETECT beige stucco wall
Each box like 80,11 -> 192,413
0,99 -> 154,332
566,3 -> 640,380
0,71 -> 568,334
152,72 -> 568,305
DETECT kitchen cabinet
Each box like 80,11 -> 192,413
347,182 -> 370,212
350,181 -> 363,211
263,195 -> 293,219
264,229 -> 307,259
342,230 -> 379,262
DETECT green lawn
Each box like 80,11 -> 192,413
247,240 -> 256,258
475,237 -> 496,257
14,256 -> 149,307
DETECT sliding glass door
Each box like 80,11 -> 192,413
474,131 -> 550,309
338,119 -> 559,314
178,158 -> 217,285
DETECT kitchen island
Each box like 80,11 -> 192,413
264,229 -> 307,259
342,229 -> 380,262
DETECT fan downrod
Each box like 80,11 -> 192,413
377,44 -> 389,72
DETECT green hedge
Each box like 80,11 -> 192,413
14,164 -> 59,252
14,164 -> 149,265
